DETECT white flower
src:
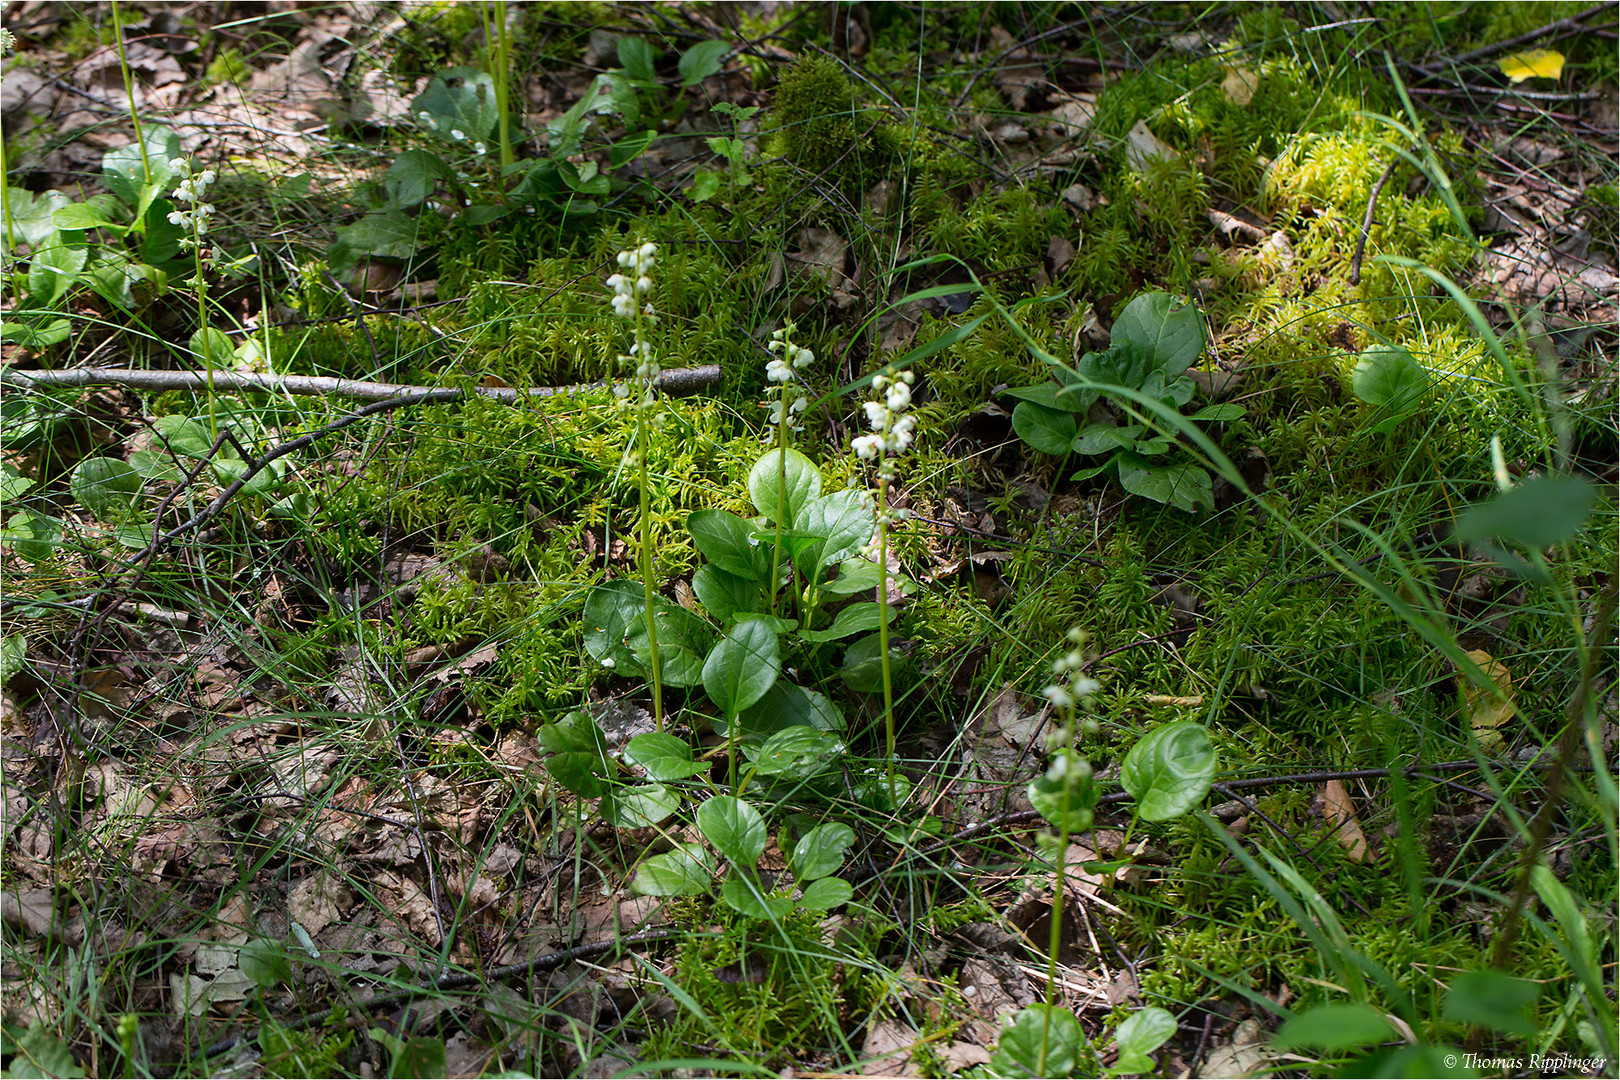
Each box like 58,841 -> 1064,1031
886,381 -> 911,412
0,28 -> 15,56
766,358 -> 794,383
852,434 -> 882,459
418,111 -> 438,129
474,141 -> 488,156
863,401 -> 887,429
450,128 -> 466,141
1043,684 -> 1076,711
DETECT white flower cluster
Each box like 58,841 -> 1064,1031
607,241 -> 661,411
606,241 -> 658,320
166,158 -> 217,243
850,369 -> 916,476
1043,627 -> 1101,712
1042,628 -> 1099,785
764,324 -> 814,430
0,27 -> 16,56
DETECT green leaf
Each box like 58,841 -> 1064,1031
1442,970 -> 1539,1037
1110,291 -> 1204,376
1027,762 -> 1097,833
688,508 -> 764,580
1271,1003 -> 1396,1051
719,877 -> 796,921
7,188 -> 73,247
799,601 -> 891,643
2,511 -> 61,563
152,415 -> 214,459
1454,474 -> 1595,550
100,127 -> 182,216
702,617 -> 780,716
789,823 -> 855,881
384,149 -> 455,207
1114,1006 -> 1176,1059
632,842 -> 715,897
795,876 -> 852,911
240,939 -> 294,988
52,202 -> 122,231
1191,403 -> 1244,422
678,40 -> 729,86
1072,422 -> 1143,456
623,602 -> 713,687
11,1026 -> 86,1079
839,632 -> 901,694
689,169 -> 724,203
388,1036 -> 448,1079
328,207 -> 425,273
0,317 -> 72,348
706,136 -> 747,161
1120,721 -> 1216,822
602,782 -> 679,828
609,129 -> 658,170
27,241 -> 87,306
623,733 -> 707,780
0,635 -> 25,687
583,579 -> 652,675
991,1004 -> 1087,1079
750,726 -> 844,780
1351,345 -> 1428,421
796,488 -> 874,573
189,326 -> 236,370
535,710 -> 612,798
696,795 -> 766,866
733,682 -> 844,742
1003,381 -> 1087,413
749,448 -> 822,527
1116,457 -> 1213,512
411,66 -> 499,141
818,558 -> 884,598
1012,401 -> 1078,456
616,36 -> 657,83
142,198 -> 185,264
70,457 -> 141,520
691,564 -> 761,623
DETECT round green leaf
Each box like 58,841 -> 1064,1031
795,488 -> 874,571
189,326 -> 235,369
687,508 -> 763,580
1455,473 -> 1595,551
1115,1006 -> 1176,1057
719,876 -> 796,921
1351,346 -> 1428,414
696,795 -> 767,866
789,823 -> 855,882
1116,457 -> 1213,513
990,1004 -> 1086,1079
624,602 -> 713,687
691,564 -> 761,622
748,448 -> 822,527
1110,291 -> 1205,377
702,617 -> 780,716
795,876 -> 852,911
1012,400 -> 1078,457
411,66 -> 499,141
800,601 -> 892,643
240,938 -> 294,988
1271,1003 -> 1397,1051
632,842 -> 715,897
732,682 -> 843,742
1120,721 -> 1217,822
152,414 -> 215,459
583,579 -> 650,675
602,782 -> 679,828
70,457 -> 141,520
623,732 -> 707,780
750,727 -> 844,781
1027,760 -> 1098,833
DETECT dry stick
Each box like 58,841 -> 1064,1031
192,927 -> 688,1066
1413,2 -> 1613,73
0,363 -> 722,403
1348,157 -> 1401,287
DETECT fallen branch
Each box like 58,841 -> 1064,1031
0,364 -> 723,403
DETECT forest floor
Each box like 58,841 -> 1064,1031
0,3 -> 1616,1078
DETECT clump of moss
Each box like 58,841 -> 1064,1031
770,55 -> 894,198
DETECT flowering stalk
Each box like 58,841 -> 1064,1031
1036,628 -> 1100,1074
764,323 -> 813,616
852,366 -> 916,807
168,157 -> 220,438
608,241 -> 665,730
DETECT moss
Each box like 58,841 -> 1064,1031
769,55 -> 899,199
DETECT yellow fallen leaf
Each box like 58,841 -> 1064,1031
1145,694 -> 1204,706
1222,67 -> 1259,106
1498,49 -> 1564,84
1460,648 -> 1517,750
1320,779 -> 1370,863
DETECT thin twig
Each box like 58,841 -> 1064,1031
1413,3 -> 1613,73
1349,157 -> 1401,286
0,364 -> 723,403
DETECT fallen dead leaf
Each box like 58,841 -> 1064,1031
1125,120 -> 1177,171
1499,49 -> 1564,83
1319,779 -> 1370,863
1460,649 -> 1517,750
1222,67 -> 1259,106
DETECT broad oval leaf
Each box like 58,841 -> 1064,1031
800,601 -> 892,643
1027,761 -> 1098,833
796,488 -> 874,573
189,326 -> 236,370
1115,1006 -> 1177,1057
1110,291 -> 1204,377
1116,456 -> 1213,513
70,457 -> 141,520
750,726 -> 844,781
1351,345 -> 1428,424
1120,721 -> 1217,821
691,564 -> 761,622
789,823 -> 855,881
411,66 -> 499,141
696,795 -> 767,866
602,782 -> 679,829
748,448 -> 821,527
1271,1003 -> 1397,1051
990,1004 -> 1086,1080
582,579 -> 650,676
1012,400 -> 1078,457
702,617 -> 780,716
624,602 -> 714,687
732,682 -> 844,742
795,876 -> 852,911
687,508 -> 763,580
719,876 -> 796,921
535,711 -> 612,798
1454,473 -> 1595,551
678,40 -> 730,86
632,842 -> 715,897
623,733 -> 706,780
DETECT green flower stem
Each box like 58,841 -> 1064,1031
767,414 -> 789,618
876,476 -> 897,807
633,307 -> 664,732
1041,772 -> 1073,1075
110,2 -> 153,193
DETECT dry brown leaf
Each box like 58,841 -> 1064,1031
1222,67 -> 1259,106
1145,694 -> 1204,706
1319,779 -> 1370,863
